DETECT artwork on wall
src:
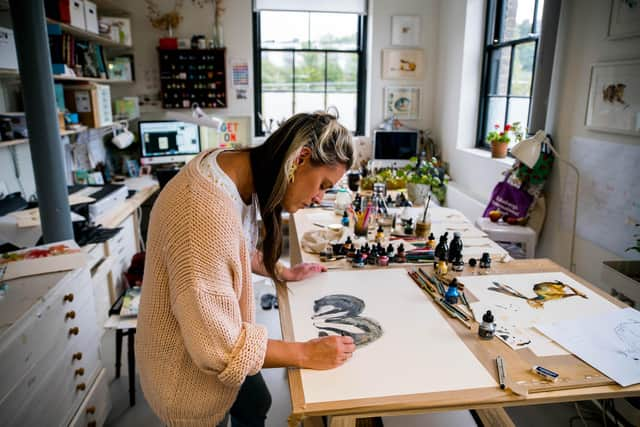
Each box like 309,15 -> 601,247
384,86 -> 420,119
585,59 -> 640,136
381,48 -> 424,80
607,0 -> 640,39
391,15 -> 421,46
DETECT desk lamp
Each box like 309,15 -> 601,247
166,104 -> 224,130
510,130 -> 580,272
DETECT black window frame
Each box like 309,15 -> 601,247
476,0 -> 542,149
252,10 -> 367,137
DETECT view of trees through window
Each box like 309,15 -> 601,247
255,11 -> 364,134
478,0 -> 543,149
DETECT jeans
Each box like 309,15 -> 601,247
217,372 -> 272,427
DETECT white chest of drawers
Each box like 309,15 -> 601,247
0,266 -> 111,426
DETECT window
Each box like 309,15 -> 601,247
477,0 -> 544,148
253,9 -> 367,135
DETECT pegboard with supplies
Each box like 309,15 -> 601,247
158,48 -> 227,109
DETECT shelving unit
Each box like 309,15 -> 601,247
0,122 -> 129,149
46,18 -> 132,49
53,75 -> 133,84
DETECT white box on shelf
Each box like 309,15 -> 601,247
69,0 -> 86,30
0,27 -> 18,70
83,0 -> 99,34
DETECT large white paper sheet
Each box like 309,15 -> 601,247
461,272 -> 619,356
288,269 -> 496,404
537,308 -> 640,387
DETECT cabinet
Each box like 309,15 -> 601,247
0,266 -> 110,426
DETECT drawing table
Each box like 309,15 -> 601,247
277,209 -> 640,427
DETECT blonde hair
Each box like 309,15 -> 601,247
249,112 -> 355,279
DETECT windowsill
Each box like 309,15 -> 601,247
458,147 -> 515,167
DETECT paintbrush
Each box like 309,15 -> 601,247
422,195 -> 431,223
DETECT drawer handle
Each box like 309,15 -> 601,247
63,293 -> 74,303
72,352 -> 83,361
76,383 -> 86,391
68,326 -> 80,336
65,310 -> 76,320
86,406 -> 96,414
75,367 -> 85,377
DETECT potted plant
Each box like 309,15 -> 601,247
487,122 -> 522,158
403,157 -> 448,205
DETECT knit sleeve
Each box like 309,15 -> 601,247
171,286 -> 268,387
164,185 -> 268,388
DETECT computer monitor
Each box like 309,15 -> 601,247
372,129 -> 420,167
139,120 -> 201,165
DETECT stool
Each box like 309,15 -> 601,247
115,327 -> 137,406
475,217 -> 537,258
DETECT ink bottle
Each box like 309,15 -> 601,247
478,310 -> 496,340
341,210 -> 350,227
445,278 -> 460,304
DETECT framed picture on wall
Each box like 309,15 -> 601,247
391,15 -> 421,46
607,0 -> 640,39
381,48 -> 424,80
585,59 -> 640,136
384,86 -> 420,120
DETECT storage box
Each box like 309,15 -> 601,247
64,83 -> 112,127
69,0 -> 85,30
83,0 -> 98,34
0,27 -> 18,70
98,16 -> 132,46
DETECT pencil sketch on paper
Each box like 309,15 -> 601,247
311,294 -> 383,347
488,280 -> 588,309
615,319 -> 640,361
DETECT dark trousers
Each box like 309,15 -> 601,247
217,372 -> 272,427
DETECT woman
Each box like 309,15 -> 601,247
137,112 -> 357,426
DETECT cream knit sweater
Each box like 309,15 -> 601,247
137,150 -> 268,426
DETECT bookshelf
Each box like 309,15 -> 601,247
46,18 -> 132,49
54,75 -> 133,84
0,122 -> 132,149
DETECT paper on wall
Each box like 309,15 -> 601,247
287,269 -> 496,404
537,307 -> 640,387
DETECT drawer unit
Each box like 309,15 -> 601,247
105,214 -> 138,303
0,293 -> 101,424
0,268 -> 91,399
69,368 -> 111,427
85,243 -> 106,271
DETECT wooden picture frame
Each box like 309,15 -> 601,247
381,48 -> 424,80
585,59 -> 640,136
607,0 -> 640,40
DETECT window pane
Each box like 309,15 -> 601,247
295,92 -> 325,114
294,51 -> 325,113
484,97 -> 507,141
502,0 -> 535,41
327,53 -> 357,92
263,92 -> 293,124
507,97 -> 530,141
310,13 -> 358,50
262,51 -> 293,125
260,11 -> 309,49
510,42 -> 535,96
327,93 -> 357,131
488,48 -> 511,95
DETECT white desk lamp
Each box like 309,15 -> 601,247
510,130 -> 580,272
165,104 -> 224,130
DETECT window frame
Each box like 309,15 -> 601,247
476,0 -> 542,149
252,10 -> 368,137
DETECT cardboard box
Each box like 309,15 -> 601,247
83,0 -> 98,34
0,240 -> 87,281
0,27 -> 18,70
64,83 -> 112,127
69,0 -> 85,30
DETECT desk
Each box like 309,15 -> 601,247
280,209 -> 640,427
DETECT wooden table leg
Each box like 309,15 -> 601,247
329,415 -> 357,427
474,408 -> 515,427
302,416 -> 324,427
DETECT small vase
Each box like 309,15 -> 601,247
491,141 -> 509,158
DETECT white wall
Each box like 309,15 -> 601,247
433,0 -> 640,288
367,0 -> 439,134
